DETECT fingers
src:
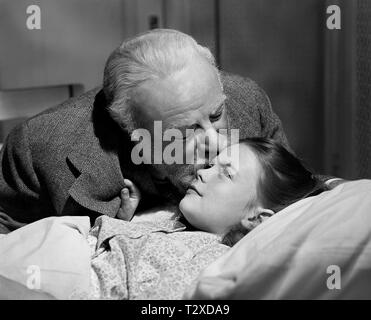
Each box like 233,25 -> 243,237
121,188 -> 130,201
119,187 -> 131,212
118,188 -> 135,221
123,179 -> 141,199
117,179 -> 141,221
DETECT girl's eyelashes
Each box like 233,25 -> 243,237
208,159 -> 234,179
223,167 -> 233,179
217,165 -> 233,179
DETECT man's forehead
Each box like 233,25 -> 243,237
133,66 -> 225,124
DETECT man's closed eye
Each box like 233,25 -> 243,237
209,105 -> 224,122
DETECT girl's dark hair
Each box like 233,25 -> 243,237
222,137 -> 326,246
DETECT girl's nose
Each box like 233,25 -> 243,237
196,168 -> 206,182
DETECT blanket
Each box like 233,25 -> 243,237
0,209 -> 228,299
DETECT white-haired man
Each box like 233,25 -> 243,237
0,29 -> 290,232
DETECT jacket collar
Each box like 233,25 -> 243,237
66,112 -> 125,217
65,90 -> 158,218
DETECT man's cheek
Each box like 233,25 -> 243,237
184,138 -> 197,164
216,132 -> 228,154
165,164 -> 194,184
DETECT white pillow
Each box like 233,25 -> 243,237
185,180 -> 371,299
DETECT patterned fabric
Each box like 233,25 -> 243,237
71,211 -> 229,300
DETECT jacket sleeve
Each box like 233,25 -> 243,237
0,121 -> 42,231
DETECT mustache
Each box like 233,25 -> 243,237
167,163 -> 202,191
152,162 -> 209,196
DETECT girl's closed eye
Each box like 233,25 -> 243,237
219,165 -> 234,179
207,160 -> 232,179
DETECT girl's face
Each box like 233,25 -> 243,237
179,144 -> 262,235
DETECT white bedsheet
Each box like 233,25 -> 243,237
0,216 -> 91,299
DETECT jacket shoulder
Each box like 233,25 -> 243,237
220,71 -> 267,102
220,71 -> 272,138
29,87 -> 100,120
25,87 -> 101,141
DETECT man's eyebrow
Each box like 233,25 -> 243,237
165,95 -> 227,130
165,121 -> 196,131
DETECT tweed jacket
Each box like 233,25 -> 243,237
0,72 -> 289,230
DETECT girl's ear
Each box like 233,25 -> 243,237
257,208 -> 275,218
240,207 -> 274,229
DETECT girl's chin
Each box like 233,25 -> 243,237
179,197 -> 197,219
179,197 -> 189,213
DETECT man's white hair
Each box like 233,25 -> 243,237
103,29 -> 219,133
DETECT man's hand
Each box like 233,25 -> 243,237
116,179 -> 141,221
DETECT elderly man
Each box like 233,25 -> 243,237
0,29 -> 290,233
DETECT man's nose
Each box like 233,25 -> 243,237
195,126 -> 227,162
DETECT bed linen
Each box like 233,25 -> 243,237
0,209 -> 228,299
84,212 -> 228,299
185,180 -> 371,299
0,216 -> 91,299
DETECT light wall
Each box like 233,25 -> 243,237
0,0 -> 326,173
0,0 -> 131,91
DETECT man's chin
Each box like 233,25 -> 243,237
165,165 -> 196,194
152,163 -> 197,200
171,176 -> 193,196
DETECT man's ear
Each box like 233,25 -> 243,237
240,207 -> 275,229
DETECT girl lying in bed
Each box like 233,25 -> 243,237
0,138 -> 327,299
180,137 -> 326,246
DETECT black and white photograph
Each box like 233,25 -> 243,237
0,0 -> 371,305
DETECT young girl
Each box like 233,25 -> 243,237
0,138 -> 326,299
179,137 -> 326,246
